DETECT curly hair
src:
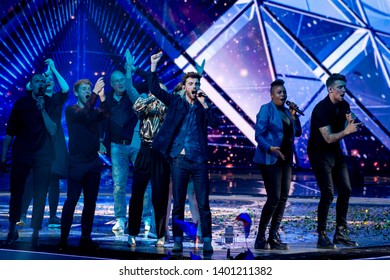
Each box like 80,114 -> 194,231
181,72 -> 201,85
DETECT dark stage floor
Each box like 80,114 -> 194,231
1,167 -> 390,260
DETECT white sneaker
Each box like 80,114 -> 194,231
112,218 -> 125,231
127,235 -> 136,247
155,236 -> 165,247
16,218 -> 26,227
16,215 -> 27,227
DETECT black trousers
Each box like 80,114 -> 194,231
308,152 -> 351,232
127,142 -> 170,239
9,159 -> 51,231
20,172 -> 61,218
257,158 -> 292,235
61,167 -> 101,240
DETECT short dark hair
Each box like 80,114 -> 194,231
182,72 -> 201,85
326,73 -> 346,87
270,79 -> 284,93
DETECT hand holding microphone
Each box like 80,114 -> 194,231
194,90 -> 209,109
194,90 -> 206,98
286,100 -> 305,116
36,96 -> 45,111
38,86 -> 45,96
345,110 -> 363,133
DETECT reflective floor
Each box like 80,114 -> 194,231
1,167 -> 390,260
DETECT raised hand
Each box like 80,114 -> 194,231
125,50 -> 135,65
45,58 -> 55,74
94,77 -> 105,96
150,51 -> 163,72
151,51 -> 163,64
195,59 -> 206,76
125,50 -> 136,71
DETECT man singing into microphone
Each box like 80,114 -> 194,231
308,73 -> 361,249
1,73 -> 57,246
148,51 -> 221,253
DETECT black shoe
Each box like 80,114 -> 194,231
333,226 -> 358,247
2,230 -> 19,246
47,216 -> 61,228
317,231 -> 337,249
254,235 -> 270,250
79,236 -> 99,251
30,230 -> 40,247
203,241 -> 214,253
58,239 -> 68,251
31,235 -> 39,247
172,241 -> 183,252
268,230 -> 288,250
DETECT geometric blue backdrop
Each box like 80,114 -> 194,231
1,0 -> 390,175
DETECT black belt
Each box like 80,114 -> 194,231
112,139 -> 131,145
140,141 -> 152,147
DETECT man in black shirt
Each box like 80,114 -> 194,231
99,68 -> 154,234
59,77 -> 108,251
308,73 -> 362,249
17,58 -> 69,228
1,73 -> 57,246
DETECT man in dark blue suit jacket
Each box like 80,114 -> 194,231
148,52 -> 221,253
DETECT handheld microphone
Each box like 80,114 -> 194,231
286,100 -> 305,116
38,86 -> 44,96
38,86 -> 47,97
194,90 -> 206,97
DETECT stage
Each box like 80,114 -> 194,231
1,167 -> 390,260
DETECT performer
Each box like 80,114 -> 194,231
17,58 -> 69,228
98,65 -> 154,234
308,73 -> 361,249
253,79 -> 302,250
124,51 -> 170,248
59,77 -> 108,251
148,51 -> 221,253
1,73 -> 57,246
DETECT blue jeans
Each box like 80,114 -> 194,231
187,179 -> 202,237
171,155 -> 211,240
111,142 -> 153,225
